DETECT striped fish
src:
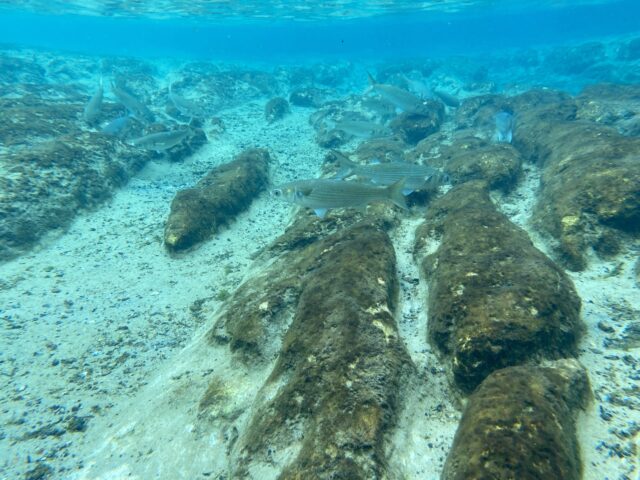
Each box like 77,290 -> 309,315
111,80 -> 155,124
130,129 -> 190,151
335,157 -> 444,194
367,73 -> 424,113
271,178 -> 407,218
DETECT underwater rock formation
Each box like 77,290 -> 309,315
264,97 -> 290,123
289,87 -> 326,108
389,100 -> 444,144
442,360 -> 590,480
415,135 -> 522,192
513,90 -> 640,270
215,221 -> 412,478
414,181 -> 583,393
0,132 -> 152,262
576,83 -> 640,137
164,148 -> 270,253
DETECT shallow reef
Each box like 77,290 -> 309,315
442,360 -> 590,480
415,181 -> 583,393
164,148 -> 270,253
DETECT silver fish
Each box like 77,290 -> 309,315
330,119 -> 391,139
335,158 -> 442,194
494,111 -> 515,143
169,82 -> 207,118
83,77 -> 103,124
130,129 -> 190,151
433,89 -> 460,108
271,178 -> 407,218
367,73 -> 424,113
101,115 -> 131,137
402,74 -> 432,99
111,80 -> 155,124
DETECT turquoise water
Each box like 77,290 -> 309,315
1,0 -> 639,60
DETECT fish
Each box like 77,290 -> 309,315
494,111 -> 515,143
402,74 -> 433,99
100,115 -> 131,136
328,118 -> 391,139
130,128 -> 190,151
432,89 -> 460,108
169,82 -> 207,119
366,73 -> 424,113
83,77 -> 103,124
334,157 -> 443,194
270,178 -> 408,218
111,80 -> 155,124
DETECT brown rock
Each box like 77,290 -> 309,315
164,148 -> 270,252
442,360 -> 590,480
415,181 -> 583,393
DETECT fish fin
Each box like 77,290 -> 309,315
387,179 -> 409,210
506,131 -> 513,143
333,155 -> 355,179
402,188 -> 414,196
370,158 -> 381,164
313,208 -> 328,218
367,72 -> 377,86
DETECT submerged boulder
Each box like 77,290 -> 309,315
0,132 -> 152,262
389,100 -> 444,144
264,97 -> 290,123
163,148 -> 270,252
512,89 -> 640,269
576,83 -> 640,137
442,360 -> 590,480
430,135 -> 522,192
414,181 -> 583,393
221,222 -> 412,479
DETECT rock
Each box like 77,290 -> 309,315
515,110 -> 640,269
164,148 -> 270,253
435,135 -> 522,191
0,132 -> 153,262
289,88 -> 325,108
576,83 -> 640,136
442,360 -> 590,480
353,137 -> 406,163
221,222 -> 412,478
617,37 -> 640,61
414,181 -> 583,393
543,42 -> 606,76
264,97 -> 290,123
389,100 -> 444,144
315,127 -> 349,149
24,463 -> 54,480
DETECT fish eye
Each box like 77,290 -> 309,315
272,189 -> 282,197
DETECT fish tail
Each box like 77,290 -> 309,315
334,155 -> 355,180
387,178 -> 409,210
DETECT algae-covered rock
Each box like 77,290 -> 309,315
442,360 -> 590,480
264,97 -> 290,123
389,100 -> 444,144
435,135 -> 522,192
0,133 -> 152,262
414,181 -> 583,393
576,83 -> 640,136
289,88 -> 325,108
164,148 -> 270,252
229,223 -> 412,479
521,121 -> 640,269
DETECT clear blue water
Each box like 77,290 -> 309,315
0,0 -> 639,60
